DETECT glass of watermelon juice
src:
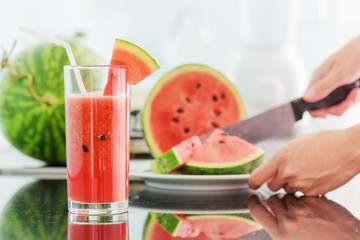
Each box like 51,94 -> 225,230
64,65 -> 130,215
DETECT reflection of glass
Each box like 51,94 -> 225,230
0,180 -> 68,239
64,66 -> 130,215
143,212 -> 261,239
68,213 -> 129,240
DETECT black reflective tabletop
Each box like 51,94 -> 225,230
0,175 -> 359,240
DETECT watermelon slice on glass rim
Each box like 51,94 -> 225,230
104,38 -> 160,95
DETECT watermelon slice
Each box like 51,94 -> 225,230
104,39 -> 160,95
151,135 -> 202,174
142,64 -> 246,157
181,129 -> 265,175
149,213 -> 200,238
143,214 -> 262,240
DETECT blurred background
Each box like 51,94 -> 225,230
1,0 -> 360,217
2,0 -> 360,149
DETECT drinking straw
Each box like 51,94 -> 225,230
18,26 -> 87,94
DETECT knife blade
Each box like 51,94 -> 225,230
204,79 -> 360,144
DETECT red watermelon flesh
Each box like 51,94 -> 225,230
182,129 -> 265,175
143,64 -> 245,157
173,214 -> 201,238
175,136 -> 202,164
191,129 -> 260,163
103,39 -> 160,96
151,136 -> 202,174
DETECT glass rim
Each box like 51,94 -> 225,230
64,65 -> 126,69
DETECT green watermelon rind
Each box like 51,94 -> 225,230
180,150 -> 265,175
149,213 -> 183,236
143,214 -> 156,240
151,147 -> 183,174
141,64 -> 246,158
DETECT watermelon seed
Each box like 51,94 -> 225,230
82,145 -> 89,153
221,93 -> 226,98
177,108 -> 184,113
214,109 -> 222,116
219,140 -> 225,144
185,97 -> 191,103
196,83 -> 201,89
184,128 -> 190,133
172,117 -> 179,123
212,95 -> 218,101
211,122 -> 219,128
98,134 -> 107,140
111,72 -> 118,79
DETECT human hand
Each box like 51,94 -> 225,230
304,36 -> 360,117
248,124 -> 360,196
248,194 -> 360,240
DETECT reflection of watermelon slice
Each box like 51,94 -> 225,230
182,129 -> 265,175
149,213 -> 200,238
103,39 -> 160,95
142,64 -> 246,157
143,214 -> 261,240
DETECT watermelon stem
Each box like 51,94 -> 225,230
1,57 -> 53,105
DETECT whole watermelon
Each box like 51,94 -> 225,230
0,42 -> 104,165
0,180 -> 68,240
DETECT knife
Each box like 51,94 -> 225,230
211,79 -> 360,144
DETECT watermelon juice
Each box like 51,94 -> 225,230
64,66 -> 130,215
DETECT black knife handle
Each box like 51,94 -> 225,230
291,79 -> 360,121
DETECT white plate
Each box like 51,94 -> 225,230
129,160 -> 251,191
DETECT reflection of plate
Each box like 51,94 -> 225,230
129,160 -> 251,191
130,186 -> 258,214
